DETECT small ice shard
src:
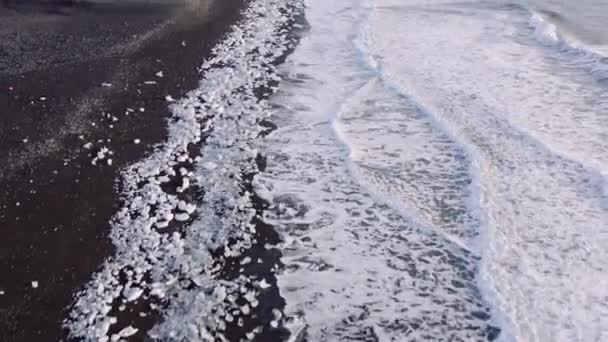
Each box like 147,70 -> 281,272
101,83 -> 112,87
31,281 -> 38,289
107,159 -> 113,166
22,138 -> 28,143
174,213 -> 190,222
243,290 -> 256,303
133,139 -> 141,144
0,290 -> 5,295
270,320 -> 279,328
155,71 -> 164,78
177,201 -> 196,214
241,304 -> 251,315
165,95 -> 175,102
162,212 -> 174,222
181,41 -> 187,47
139,107 -> 145,112
177,177 -> 190,192
240,257 -> 252,265
143,81 -> 157,85
123,286 -> 144,302
40,97 -> 46,101
258,279 -> 271,289
111,326 -> 138,341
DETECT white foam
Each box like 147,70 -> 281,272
364,0 -> 608,340
529,11 -> 608,58
529,12 -> 560,45
255,0 -> 499,340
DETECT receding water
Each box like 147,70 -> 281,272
258,0 -> 608,341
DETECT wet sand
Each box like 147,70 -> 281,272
0,1 -> 245,340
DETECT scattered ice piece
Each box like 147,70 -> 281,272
40,97 -> 47,101
181,41 -> 187,47
270,320 -> 279,328
107,159 -> 113,166
101,83 -> 112,87
0,290 -> 5,295
144,81 -> 157,85
91,146 -> 112,166
155,71 -> 164,78
123,287 -> 144,302
31,281 -> 38,289
112,326 -> 138,341
165,95 -> 175,102
156,221 -> 170,229
133,139 -> 141,144
258,279 -> 271,289
82,142 -> 93,150
177,201 -> 196,214
174,213 -> 190,222
139,107 -> 145,112
177,177 -> 190,192
240,257 -> 252,265
22,138 -> 28,143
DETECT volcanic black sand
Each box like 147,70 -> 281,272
0,0 -> 245,340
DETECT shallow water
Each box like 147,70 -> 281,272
258,0 -> 608,341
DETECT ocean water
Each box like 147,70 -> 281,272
257,0 -> 608,341
524,0 -> 608,45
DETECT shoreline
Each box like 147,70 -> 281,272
0,1 -> 246,340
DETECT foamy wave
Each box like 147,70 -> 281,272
529,11 -> 608,57
529,12 -> 560,46
529,11 -> 608,82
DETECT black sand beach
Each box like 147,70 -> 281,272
0,1 -> 245,340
